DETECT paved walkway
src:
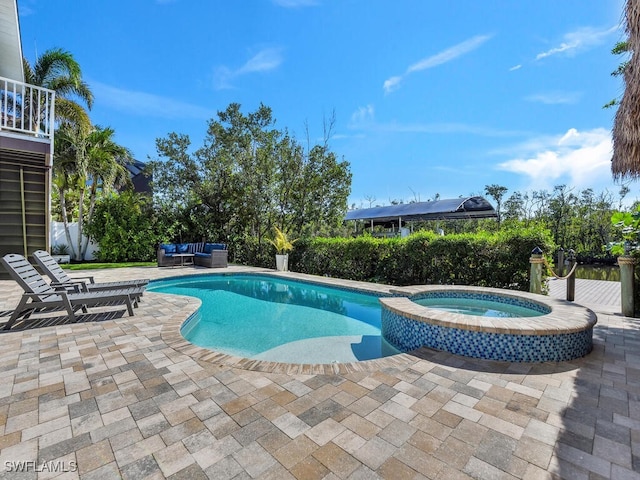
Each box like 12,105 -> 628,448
0,268 -> 637,479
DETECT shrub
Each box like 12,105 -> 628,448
290,226 -> 555,291
85,192 -> 169,262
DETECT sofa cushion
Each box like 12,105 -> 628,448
204,243 -> 227,253
177,243 -> 189,253
161,243 -> 176,254
194,252 -> 210,258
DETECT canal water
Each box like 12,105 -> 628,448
574,265 -> 620,281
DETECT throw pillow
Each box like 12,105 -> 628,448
162,244 -> 177,254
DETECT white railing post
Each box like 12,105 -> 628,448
0,75 -> 55,140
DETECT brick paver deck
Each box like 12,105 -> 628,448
0,266 -> 637,479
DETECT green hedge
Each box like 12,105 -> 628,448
289,226 -> 555,291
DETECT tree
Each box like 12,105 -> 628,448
547,185 -> 576,248
484,184 -> 508,225
23,48 -> 93,130
54,124 -> 132,260
150,103 -> 352,265
364,195 -> 377,208
82,127 -> 132,258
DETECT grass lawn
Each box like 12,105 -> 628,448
63,262 -> 156,270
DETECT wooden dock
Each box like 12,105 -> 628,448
547,277 -> 620,314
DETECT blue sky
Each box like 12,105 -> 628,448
18,0 -> 629,207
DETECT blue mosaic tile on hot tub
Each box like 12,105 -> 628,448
382,308 -> 593,362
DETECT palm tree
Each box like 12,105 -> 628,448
52,133 -> 81,259
23,47 -> 93,131
612,2 -> 640,180
55,124 -> 132,260
82,127 -> 132,258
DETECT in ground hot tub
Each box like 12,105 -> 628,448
380,285 -> 597,362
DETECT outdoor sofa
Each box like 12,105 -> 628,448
157,242 -> 228,268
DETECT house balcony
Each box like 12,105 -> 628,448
0,75 -> 55,147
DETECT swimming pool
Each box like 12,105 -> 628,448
149,274 -> 399,363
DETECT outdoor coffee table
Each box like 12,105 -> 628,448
172,253 -> 194,267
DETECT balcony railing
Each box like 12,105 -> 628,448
0,76 -> 55,141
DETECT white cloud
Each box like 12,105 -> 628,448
237,48 -> 283,74
350,105 -> 375,126
535,25 -> 619,60
331,133 -> 365,140
509,64 -> 522,71
525,91 -> 582,105
91,81 -> 213,119
409,35 -> 492,72
383,34 -> 492,94
497,128 -> 612,190
383,76 -> 402,94
214,47 -> 283,90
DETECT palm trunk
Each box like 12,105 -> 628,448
81,180 -> 98,260
76,186 -> 86,261
58,186 -> 78,259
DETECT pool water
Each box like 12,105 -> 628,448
414,296 -> 545,317
149,275 -> 399,363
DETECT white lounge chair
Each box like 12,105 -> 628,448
1,253 -> 144,330
33,250 -> 149,293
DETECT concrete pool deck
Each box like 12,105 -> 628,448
0,266 -> 636,479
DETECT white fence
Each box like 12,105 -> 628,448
51,222 -> 98,260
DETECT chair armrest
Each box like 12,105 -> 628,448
69,275 -> 95,284
21,291 -> 69,301
50,281 -> 84,293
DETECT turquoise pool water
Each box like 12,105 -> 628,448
414,296 -> 546,317
149,274 -> 399,363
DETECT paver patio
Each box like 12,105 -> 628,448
0,265 -> 637,479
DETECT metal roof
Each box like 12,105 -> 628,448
125,159 -> 147,177
0,0 -> 24,82
345,196 -> 497,223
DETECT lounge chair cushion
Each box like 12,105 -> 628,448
177,244 -> 189,253
162,244 -> 177,254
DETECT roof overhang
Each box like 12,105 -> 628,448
345,196 -> 497,224
0,0 -> 24,82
